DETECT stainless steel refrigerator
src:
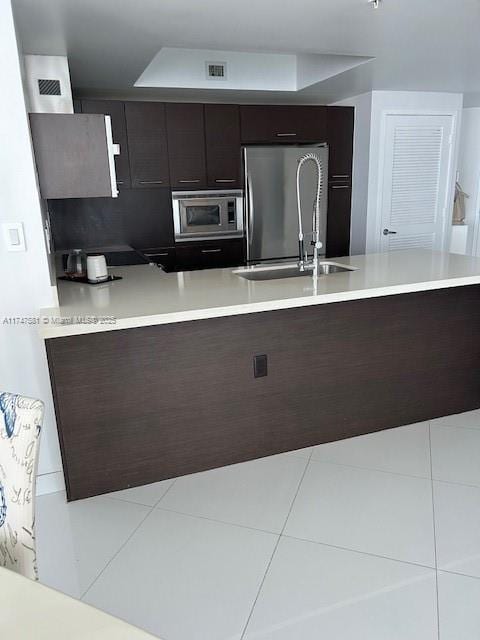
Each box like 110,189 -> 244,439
243,144 -> 329,264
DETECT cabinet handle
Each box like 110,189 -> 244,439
201,248 -> 222,253
276,132 -> 297,137
145,252 -> 169,257
116,181 -> 124,185
383,229 -> 397,235
330,185 -> 350,190
179,179 -> 201,184
139,180 -> 164,184
215,179 -> 235,183
331,175 -> 350,179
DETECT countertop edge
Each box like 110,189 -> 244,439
39,274 -> 480,340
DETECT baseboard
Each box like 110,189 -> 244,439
36,470 -> 65,496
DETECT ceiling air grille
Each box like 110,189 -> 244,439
38,78 -> 61,96
206,62 -> 227,80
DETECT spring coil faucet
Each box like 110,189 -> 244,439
296,152 -> 324,280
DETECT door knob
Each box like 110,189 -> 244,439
383,229 -> 397,235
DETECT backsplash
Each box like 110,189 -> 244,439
48,187 -> 174,252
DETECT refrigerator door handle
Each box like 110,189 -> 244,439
244,151 -> 254,263
247,174 -> 254,259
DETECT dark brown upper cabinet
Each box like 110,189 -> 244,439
30,113 -> 118,200
166,103 -> 207,189
240,105 -> 328,144
125,102 -> 170,188
204,104 -> 242,188
81,100 -> 131,189
326,106 -> 354,182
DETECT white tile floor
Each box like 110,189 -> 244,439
36,411 -> 480,639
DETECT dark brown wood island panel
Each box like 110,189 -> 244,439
46,285 -> 480,500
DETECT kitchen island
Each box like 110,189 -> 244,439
41,250 -> 480,500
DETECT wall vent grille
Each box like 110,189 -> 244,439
38,78 -> 61,96
206,62 -> 227,80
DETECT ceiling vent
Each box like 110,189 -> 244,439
38,78 -> 61,96
206,62 -> 227,80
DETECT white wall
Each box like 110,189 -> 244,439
456,108 -> 480,255
331,92 -> 372,255
365,91 -> 463,253
0,0 -> 63,493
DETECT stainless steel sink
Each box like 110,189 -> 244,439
233,261 -> 356,281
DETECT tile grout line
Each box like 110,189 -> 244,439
238,537 -> 281,640
430,422 -> 480,434
438,568 -> 480,582
80,507 -> 154,601
152,478 -> 178,508
428,422 -> 441,640
154,504 -> 279,536
308,457 -> 432,481
282,533 -> 437,571
91,478 -> 178,509
430,476 -> 480,491
239,451 -> 313,639
80,480 -> 179,601
103,494 -> 161,508
101,478 -> 179,509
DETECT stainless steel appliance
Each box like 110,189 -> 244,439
243,144 -> 328,263
172,190 -> 244,242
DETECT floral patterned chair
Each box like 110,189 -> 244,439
0,392 -> 44,580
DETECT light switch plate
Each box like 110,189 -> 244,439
2,222 -> 26,252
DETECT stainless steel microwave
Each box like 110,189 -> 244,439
172,190 -> 244,242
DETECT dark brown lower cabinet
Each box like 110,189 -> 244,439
175,238 -> 245,271
142,247 -> 176,272
47,285 -> 480,500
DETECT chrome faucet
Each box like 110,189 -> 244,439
296,152 -> 324,279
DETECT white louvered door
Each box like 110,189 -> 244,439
379,114 -> 454,252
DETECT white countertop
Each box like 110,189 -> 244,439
0,567 -> 158,640
40,250 -> 480,339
